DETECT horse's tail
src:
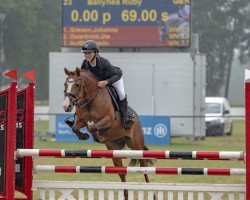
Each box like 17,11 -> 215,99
144,145 -> 156,166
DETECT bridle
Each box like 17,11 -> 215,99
64,77 -> 101,109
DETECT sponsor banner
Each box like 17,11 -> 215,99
140,115 -> 170,145
0,93 -> 7,195
56,115 -> 170,145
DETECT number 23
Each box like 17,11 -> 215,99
63,0 -> 72,6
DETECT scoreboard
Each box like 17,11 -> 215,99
62,0 -> 191,47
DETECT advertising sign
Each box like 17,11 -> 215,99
0,94 -> 7,195
140,116 -> 170,145
62,0 -> 191,47
56,115 -> 170,145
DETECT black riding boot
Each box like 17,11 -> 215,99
120,97 -> 134,130
64,114 -> 75,128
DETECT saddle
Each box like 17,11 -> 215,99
106,86 -> 135,119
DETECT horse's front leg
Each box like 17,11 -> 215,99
72,117 -> 89,140
88,115 -> 111,143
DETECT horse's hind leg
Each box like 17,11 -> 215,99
111,157 -> 128,200
138,148 -> 156,198
144,145 -> 156,166
139,159 -> 150,183
105,141 -> 128,200
125,135 -> 151,183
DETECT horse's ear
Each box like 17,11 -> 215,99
76,67 -> 81,76
64,68 -> 70,76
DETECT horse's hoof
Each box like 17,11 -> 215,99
92,132 -> 105,143
99,136 -> 105,143
77,132 -> 89,140
93,134 -> 100,143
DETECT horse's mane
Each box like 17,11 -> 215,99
80,69 -> 98,82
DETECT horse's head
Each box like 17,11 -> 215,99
63,67 -> 82,112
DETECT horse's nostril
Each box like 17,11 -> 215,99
64,104 -> 73,112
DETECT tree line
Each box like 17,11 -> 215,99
0,0 -> 61,100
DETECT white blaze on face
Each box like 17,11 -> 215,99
63,78 -> 74,111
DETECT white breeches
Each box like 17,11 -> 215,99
112,76 -> 126,100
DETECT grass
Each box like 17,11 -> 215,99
28,120 -> 246,199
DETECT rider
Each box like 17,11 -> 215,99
65,40 -> 133,130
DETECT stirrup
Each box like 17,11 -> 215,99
65,119 -> 74,128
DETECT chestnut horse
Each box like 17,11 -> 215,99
63,67 -> 154,198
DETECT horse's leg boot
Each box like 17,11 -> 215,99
120,97 -> 134,130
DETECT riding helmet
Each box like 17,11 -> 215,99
81,40 -> 99,52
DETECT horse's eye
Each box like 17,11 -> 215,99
75,83 -> 80,87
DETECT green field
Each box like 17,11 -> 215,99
33,120 -> 246,185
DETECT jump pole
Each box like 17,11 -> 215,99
33,165 -> 246,176
16,149 -> 245,161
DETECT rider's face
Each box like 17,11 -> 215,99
84,51 -> 95,62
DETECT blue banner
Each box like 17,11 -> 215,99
56,115 -> 170,145
140,116 -> 170,145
